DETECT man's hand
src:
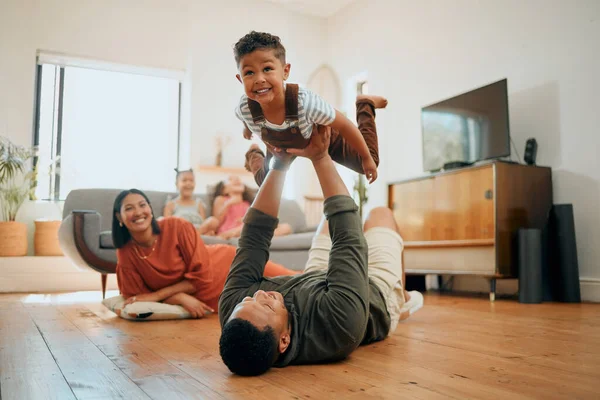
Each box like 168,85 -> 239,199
362,156 -> 378,183
287,124 -> 331,162
265,143 -> 296,170
124,292 -> 159,306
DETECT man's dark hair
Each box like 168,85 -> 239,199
219,318 -> 279,376
112,188 -> 161,248
233,31 -> 286,66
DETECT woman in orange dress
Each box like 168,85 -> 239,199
113,189 -> 298,318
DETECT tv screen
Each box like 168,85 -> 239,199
421,78 -> 510,172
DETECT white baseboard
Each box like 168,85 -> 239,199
0,256 -> 118,293
580,278 -> 600,303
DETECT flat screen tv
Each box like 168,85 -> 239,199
421,78 -> 510,172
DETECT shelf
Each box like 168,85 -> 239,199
404,238 -> 495,249
195,165 -> 252,176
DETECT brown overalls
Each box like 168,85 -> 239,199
244,83 -> 379,186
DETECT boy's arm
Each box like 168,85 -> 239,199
329,110 -> 377,182
243,123 -> 253,140
329,110 -> 370,159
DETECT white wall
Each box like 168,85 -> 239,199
326,0 -> 600,292
0,0 -> 325,176
187,0 -> 326,200
0,0 -> 192,147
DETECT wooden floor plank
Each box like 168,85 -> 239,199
25,305 -> 151,400
57,304 -> 224,400
1,292 -> 598,400
0,309 -> 76,400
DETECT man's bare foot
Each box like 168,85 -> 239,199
357,94 -> 388,109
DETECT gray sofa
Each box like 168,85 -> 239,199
58,188 -> 317,298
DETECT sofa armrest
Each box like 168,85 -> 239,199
59,210 -> 117,274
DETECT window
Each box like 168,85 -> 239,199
33,53 -> 183,200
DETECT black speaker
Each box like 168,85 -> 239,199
517,229 -> 543,303
548,204 -> 581,302
524,138 -> 537,165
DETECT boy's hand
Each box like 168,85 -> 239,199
362,157 -> 378,183
243,124 -> 253,140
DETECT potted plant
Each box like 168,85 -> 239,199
353,174 -> 369,220
0,136 -> 37,256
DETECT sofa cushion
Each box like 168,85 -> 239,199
99,230 -> 231,249
229,231 -> 315,251
100,231 -> 114,249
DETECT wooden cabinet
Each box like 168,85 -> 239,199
388,161 -> 552,280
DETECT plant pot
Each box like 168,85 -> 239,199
34,220 -> 63,256
0,221 -> 28,256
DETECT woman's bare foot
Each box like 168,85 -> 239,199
357,94 -> 388,109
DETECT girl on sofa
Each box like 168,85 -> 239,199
113,188 -> 299,318
202,175 -> 292,239
163,168 -> 207,228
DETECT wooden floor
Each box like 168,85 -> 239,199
1,292 -> 598,400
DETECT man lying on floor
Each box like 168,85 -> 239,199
218,125 -> 423,376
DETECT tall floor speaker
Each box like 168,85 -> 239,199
548,204 -> 581,302
517,229 -> 543,304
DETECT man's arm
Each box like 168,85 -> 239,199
288,126 -> 369,342
218,154 -> 292,323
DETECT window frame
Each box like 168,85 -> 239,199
32,53 -> 184,201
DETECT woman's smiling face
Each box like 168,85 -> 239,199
118,193 -> 153,234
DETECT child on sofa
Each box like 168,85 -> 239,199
164,168 -> 207,229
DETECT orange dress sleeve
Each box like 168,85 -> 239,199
116,248 -> 152,299
176,220 -> 215,296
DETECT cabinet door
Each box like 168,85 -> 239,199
432,166 -> 495,241
390,178 -> 435,241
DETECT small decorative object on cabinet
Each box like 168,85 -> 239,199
214,135 -> 232,167
388,160 -> 552,301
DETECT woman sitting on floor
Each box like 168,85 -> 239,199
113,188 -> 298,318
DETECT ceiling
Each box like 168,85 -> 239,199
263,0 -> 357,17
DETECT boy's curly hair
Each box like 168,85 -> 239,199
233,31 -> 286,66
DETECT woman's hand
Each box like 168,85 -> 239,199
124,292 -> 159,306
178,294 -> 214,318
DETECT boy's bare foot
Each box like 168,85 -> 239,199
357,94 -> 388,109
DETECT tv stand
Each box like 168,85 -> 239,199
388,161 -> 553,301
443,161 -> 473,170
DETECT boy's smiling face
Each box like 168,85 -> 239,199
236,49 -> 290,107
